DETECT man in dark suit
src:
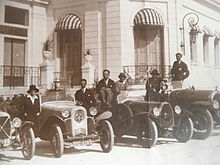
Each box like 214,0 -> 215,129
97,69 -> 116,106
75,79 -> 97,111
171,53 -> 190,88
23,85 -> 41,132
145,69 -> 162,101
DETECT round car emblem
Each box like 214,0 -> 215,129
75,112 -> 83,123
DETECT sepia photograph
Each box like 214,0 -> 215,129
0,0 -> 220,164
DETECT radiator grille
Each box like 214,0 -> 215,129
159,103 -> 174,128
0,116 -> 11,139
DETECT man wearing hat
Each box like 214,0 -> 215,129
145,69 -> 162,101
115,72 -> 129,94
23,85 -> 41,132
171,53 -> 190,88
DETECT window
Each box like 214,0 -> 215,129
4,38 -> 26,86
203,35 -> 209,65
190,31 -> 197,63
5,6 -> 29,26
214,38 -> 220,66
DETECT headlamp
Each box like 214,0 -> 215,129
174,105 -> 182,114
89,107 -> 98,116
213,99 -> 219,109
62,110 -> 70,118
153,107 -> 161,117
12,117 -> 22,128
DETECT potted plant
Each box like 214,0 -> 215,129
84,49 -> 93,64
42,39 -> 54,61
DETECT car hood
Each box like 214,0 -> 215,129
169,89 -> 220,107
41,101 -> 84,112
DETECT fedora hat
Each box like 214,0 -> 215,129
27,85 -> 39,93
150,69 -> 160,75
118,72 -> 126,78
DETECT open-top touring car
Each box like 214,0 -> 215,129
36,101 -> 114,158
109,90 -> 193,148
0,111 -> 35,160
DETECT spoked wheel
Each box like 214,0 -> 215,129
110,103 -> 133,137
50,124 -> 64,158
192,108 -> 213,139
137,118 -> 158,148
173,116 -> 193,143
21,127 -> 35,160
99,120 -> 114,153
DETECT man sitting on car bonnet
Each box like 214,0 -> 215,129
97,69 -> 116,107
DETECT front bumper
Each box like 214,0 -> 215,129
64,133 -> 100,147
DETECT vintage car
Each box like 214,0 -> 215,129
109,90 -> 193,148
36,101 -> 114,158
167,88 -> 220,139
0,111 -> 35,160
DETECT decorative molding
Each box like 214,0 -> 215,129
9,0 -> 49,7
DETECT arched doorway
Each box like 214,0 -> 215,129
55,13 -> 82,85
133,8 -> 165,76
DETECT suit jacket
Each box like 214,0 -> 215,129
171,61 -> 189,81
146,77 -> 162,93
97,78 -> 116,93
23,95 -> 40,122
75,88 -> 97,110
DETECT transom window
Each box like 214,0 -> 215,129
5,6 -> 29,26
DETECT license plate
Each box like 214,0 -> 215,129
72,140 -> 93,146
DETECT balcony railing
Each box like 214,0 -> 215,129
53,71 -> 73,89
123,64 -> 171,84
0,65 -> 40,89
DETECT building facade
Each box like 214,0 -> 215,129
0,0 -> 220,92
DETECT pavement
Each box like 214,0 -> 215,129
1,126 -> 220,165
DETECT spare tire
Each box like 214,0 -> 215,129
110,103 -> 133,137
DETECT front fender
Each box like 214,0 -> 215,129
187,101 -> 212,111
38,115 -> 68,140
19,121 -> 34,132
178,109 -> 194,117
95,111 -> 112,122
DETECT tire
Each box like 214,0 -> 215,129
137,118 -> 158,148
173,116 -> 193,143
192,108 -> 213,139
50,124 -> 64,158
110,103 -> 133,137
99,120 -> 114,153
21,127 -> 35,160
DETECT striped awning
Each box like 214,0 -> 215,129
134,8 -> 164,26
55,14 -> 82,31
203,26 -> 213,36
214,31 -> 220,39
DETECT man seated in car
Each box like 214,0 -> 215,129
75,79 -> 97,112
96,69 -> 116,107
145,69 -> 162,102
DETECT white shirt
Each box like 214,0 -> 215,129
81,88 -> 86,93
27,95 -> 38,105
105,79 -> 109,86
